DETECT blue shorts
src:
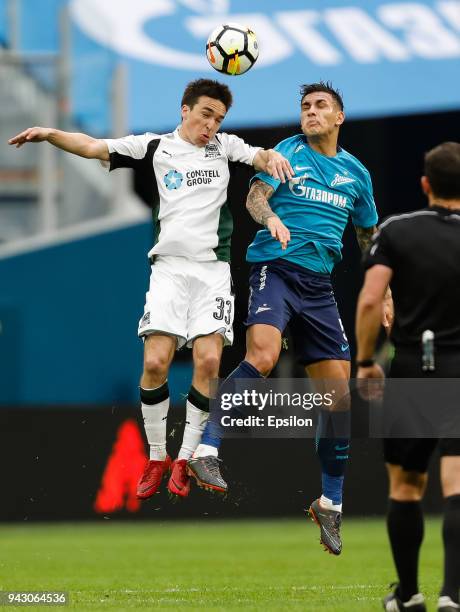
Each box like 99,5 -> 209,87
245,259 -> 351,365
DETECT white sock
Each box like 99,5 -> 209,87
193,443 -> 218,458
178,402 -> 209,460
141,385 -> 169,461
320,494 -> 342,513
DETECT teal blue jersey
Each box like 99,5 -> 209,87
246,134 -> 378,274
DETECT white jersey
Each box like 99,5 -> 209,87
104,128 -> 260,261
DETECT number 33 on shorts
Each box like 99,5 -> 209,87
213,297 -> 233,325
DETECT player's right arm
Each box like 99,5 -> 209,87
246,179 -> 290,250
8,127 -> 109,161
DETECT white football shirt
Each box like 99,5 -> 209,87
104,128 -> 261,261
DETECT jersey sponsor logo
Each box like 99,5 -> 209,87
331,173 -> 356,187
204,143 -> 221,159
185,169 -> 220,186
289,178 -> 348,208
164,169 -> 184,190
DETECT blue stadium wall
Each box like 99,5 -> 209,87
0,222 -> 193,406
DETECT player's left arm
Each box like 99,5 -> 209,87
355,224 -> 393,333
252,149 -> 294,183
356,264 -> 393,380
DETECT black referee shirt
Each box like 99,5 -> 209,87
364,205 -> 460,348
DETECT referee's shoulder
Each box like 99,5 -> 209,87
377,208 -> 435,233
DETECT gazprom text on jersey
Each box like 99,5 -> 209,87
290,182 -> 348,209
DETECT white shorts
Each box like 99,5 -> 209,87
138,256 -> 234,349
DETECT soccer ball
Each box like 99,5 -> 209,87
206,23 -> 259,76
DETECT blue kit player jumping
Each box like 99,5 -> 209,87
188,82 -> 392,555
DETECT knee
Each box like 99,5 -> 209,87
245,350 -> 278,376
390,476 -> 426,501
194,352 -> 221,381
143,353 -> 170,380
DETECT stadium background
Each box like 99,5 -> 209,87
1,0 -> 459,525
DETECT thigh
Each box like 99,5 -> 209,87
291,277 -> 350,366
245,262 -> 294,333
188,261 -> 234,347
138,256 -> 189,348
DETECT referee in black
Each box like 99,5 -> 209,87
356,142 -> 460,612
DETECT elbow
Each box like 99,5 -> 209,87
83,139 -> 107,160
358,290 -> 381,312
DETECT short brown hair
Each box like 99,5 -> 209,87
424,142 -> 460,200
300,81 -> 344,111
181,79 -> 233,111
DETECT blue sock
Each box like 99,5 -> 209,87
200,360 -> 263,449
315,409 -> 350,506
322,473 -> 345,506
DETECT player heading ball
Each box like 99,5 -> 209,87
8,78 -> 293,500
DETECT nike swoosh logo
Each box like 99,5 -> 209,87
295,165 -> 312,172
170,478 -> 186,490
341,344 -> 349,351
335,444 -> 349,451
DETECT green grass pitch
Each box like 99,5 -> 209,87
1,518 -> 443,610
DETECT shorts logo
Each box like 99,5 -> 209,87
256,304 -> 271,314
141,312 -> 151,326
164,169 -> 183,190
341,343 -> 349,352
259,265 -> 268,291
338,317 -> 348,343
204,143 -> 220,159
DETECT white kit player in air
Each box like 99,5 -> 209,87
9,79 -> 293,499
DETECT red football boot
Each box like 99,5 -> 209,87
167,459 -> 191,498
136,455 -> 172,499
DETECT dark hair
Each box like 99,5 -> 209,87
181,78 -> 233,111
300,81 -> 344,111
424,142 -> 460,200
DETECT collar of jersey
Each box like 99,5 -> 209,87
430,204 -> 460,215
299,135 -> 343,160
